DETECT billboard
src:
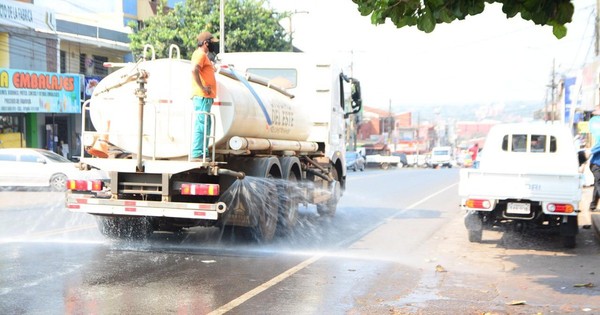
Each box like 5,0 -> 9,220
0,68 -> 81,113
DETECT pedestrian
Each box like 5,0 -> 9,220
588,107 -> 600,212
190,31 -> 219,161
60,140 -> 69,159
468,143 -> 479,164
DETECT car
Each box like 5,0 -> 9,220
0,148 -> 108,192
345,151 -> 365,172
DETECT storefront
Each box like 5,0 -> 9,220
0,68 -> 81,158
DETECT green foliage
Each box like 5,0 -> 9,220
128,0 -> 289,60
351,0 -> 574,39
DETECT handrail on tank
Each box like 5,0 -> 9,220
168,44 -> 180,59
143,44 -> 156,61
189,110 -> 216,163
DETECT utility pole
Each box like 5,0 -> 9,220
219,0 -> 224,54
596,0 -> 600,56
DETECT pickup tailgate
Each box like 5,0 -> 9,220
459,169 -> 582,204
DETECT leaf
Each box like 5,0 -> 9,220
435,264 -> 447,272
507,300 -> 527,305
552,24 -> 568,39
417,7 -> 436,33
574,282 -> 595,288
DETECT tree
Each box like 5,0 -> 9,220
128,0 -> 289,60
351,0 -> 574,39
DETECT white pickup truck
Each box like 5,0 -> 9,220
459,123 -> 583,248
362,145 -> 400,170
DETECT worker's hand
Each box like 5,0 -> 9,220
203,86 -> 211,94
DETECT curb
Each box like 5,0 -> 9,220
581,187 -> 600,241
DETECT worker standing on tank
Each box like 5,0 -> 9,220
191,31 -> 219,161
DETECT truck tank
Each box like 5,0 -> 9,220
88,58 -> 311,159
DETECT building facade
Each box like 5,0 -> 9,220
0,0 -> 164,158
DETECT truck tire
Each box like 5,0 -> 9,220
317,166 -> 339,217
95,216 -> 153,240
468,229 -> 483,243
277,157 -> 300,236
560,215 -> 578,249
464,211 -> 483,243
380,162 -> 389,170
226,156 -> 280,243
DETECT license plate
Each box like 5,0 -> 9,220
507,202 -> 530,214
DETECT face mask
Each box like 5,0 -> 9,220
208,42 -> 219,54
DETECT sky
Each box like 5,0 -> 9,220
269,0 -> 597,111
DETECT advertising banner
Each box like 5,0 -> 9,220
0,68 -> 81,113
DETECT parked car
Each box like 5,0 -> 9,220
0,148 -> 107,191
345,151 -> 365,172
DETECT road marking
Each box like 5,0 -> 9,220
207,254 -> 323,315
208,181 -> 459,314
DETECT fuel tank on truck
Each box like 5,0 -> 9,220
88,58 -> 311,159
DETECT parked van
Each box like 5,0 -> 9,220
429,146 -> 453,168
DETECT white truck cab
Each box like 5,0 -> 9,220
429,146 -> 453,168
459,122 -> 582,248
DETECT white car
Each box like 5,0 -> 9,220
0,148 -> 107,192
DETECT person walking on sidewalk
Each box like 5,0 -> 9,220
589,107 -> 600,212
191,31 -> 219,161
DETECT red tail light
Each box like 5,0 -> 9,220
465,199 -> 491,209
181,183 -> 220,196
67,179 -> 104,192
547,203 -> 574,213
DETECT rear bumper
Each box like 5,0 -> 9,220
66,194 -> 226,220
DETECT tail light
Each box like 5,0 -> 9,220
546,203 -> 574,213
181,183 -> 220,196
465,199 -> 491,209
67,179 -> 104,192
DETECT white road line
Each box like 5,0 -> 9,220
207,254 -> 323,315
0,224 -> 97,244
208,181 -> 459,314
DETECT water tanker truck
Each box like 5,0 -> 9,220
66,46 -> 362,242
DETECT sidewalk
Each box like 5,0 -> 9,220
581,186 -> 600,240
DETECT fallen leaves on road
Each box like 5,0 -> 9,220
574,282 -> 595,288
507,300 -> 527,305
435,265 -> 447,273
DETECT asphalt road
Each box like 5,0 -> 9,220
0,167 -> 599,314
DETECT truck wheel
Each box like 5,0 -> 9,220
317,166 -> 339,217
95,216 -> 153,240
464,211 -> 483,243
277,157 -> 300,236
560,215 -> 578,248
380,162 -> 389,170
250,176 -> 278,242
468,229 -> 483,243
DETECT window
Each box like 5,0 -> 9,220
60,50 -> 66,73
0,153 -> 16,161
501,134 -> 557,153
247,68 -> 297,88
512,134 -> 527,152
530,134 -> 546,153
93,55 -> 108,76
20,154 -> 39,163
549,136 -> 557,152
